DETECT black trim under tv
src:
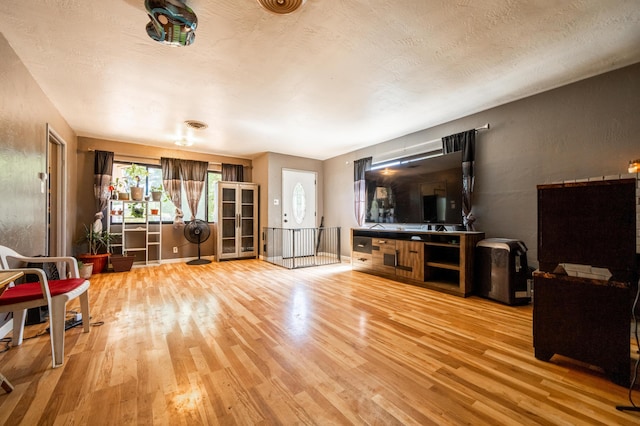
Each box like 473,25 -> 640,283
365,151 -> 463,226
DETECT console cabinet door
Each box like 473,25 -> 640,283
372,239 -> 397,275
396,240 -> 424,281
352,236 -> 372,270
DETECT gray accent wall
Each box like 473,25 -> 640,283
323,62 -> 640,266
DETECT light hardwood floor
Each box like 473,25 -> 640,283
0,260 -> 638,425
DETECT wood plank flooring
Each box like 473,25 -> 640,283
0,260 -> 639,425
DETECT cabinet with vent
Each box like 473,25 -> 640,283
213,182 -> 258,260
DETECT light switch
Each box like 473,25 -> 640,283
274,199 -> 279,205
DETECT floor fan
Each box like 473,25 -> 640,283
184,219 -> 211,265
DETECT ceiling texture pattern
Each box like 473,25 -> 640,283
1,1 -> 639,160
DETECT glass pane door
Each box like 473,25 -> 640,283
221,186 -> 237,254
240,188 -> 255,253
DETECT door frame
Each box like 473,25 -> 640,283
46,124 -> 68,256
281,168 -> 317,229
281,169 -> 317,259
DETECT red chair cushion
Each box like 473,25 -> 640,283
0,278 -> 86,305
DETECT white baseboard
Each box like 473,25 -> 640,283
159,256 -> 216,264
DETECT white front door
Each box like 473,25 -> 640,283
282,169 -> 317,257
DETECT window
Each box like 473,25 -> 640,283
112,162 -> 221,223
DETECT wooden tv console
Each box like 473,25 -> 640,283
351,228 -> 484,297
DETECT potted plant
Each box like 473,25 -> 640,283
129,202 -> 145,219
110,251 -> 136,272
124,163 -> 149,201
150,183 -> 164,201
114,177 -> 129,200
77,260 -> 93,279
76,225 -> 116,273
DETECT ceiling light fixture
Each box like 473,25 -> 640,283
256,0 -> 306,15
144,0 -> 198,46
175,138 -> 193,147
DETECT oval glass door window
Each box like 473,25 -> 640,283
292,182 -> 306,224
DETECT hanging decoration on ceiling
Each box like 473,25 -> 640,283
256,0 -> 306,15
144,0 -> 198,46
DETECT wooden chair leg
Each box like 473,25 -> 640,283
0,373 -> 14,393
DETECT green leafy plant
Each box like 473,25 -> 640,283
123,163 -> 149,189
113,177 -> 126,192
82,224 -> 117,254
151,183 -> 163,192
129,202 -> 145,218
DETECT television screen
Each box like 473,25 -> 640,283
364,151 -> 463,225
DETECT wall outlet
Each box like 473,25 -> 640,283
173,246 -> 178,253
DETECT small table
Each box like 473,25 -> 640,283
0,270 -> 24,393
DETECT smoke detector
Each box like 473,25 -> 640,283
256,0 -> 306,15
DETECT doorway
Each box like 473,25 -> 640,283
282,169 -> 317,258
46,124 -> 67,256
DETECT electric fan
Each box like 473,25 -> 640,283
184,219 -> 211,265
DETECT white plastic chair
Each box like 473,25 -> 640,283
0,245 -> 90,368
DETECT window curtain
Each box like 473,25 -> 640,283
180,159 -> 208,221
93,150 -> 114,231
161,157 -> 184,227
442,130 -> 476,230
222,163 -> 244,182
353,157 -> 372,226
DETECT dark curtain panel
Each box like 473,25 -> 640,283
161,157 -> 184,226
442,130 -> 476,230
353,157 -> 372,226
93,151 -> 114,230
222,163 -> 244,182
180,159 -> 208,221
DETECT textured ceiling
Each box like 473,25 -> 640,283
1,1 -> 639,160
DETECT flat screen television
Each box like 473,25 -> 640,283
364,151 -> 463,226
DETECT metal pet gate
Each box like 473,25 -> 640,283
263,226 -> 341,269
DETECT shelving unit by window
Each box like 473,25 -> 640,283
108,200 -> 162,266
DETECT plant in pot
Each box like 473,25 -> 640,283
77,260 -> 93,279
110,250 -> 136,273
124,163 -> 149,201
114,177 -> 129,200
76,225 -> 116,274
150,183 -> 164,202
129,202 -> 145,219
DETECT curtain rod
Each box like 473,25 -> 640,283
372,123 -> 490,164
419,123 -> 491,146
86,148 -> 223,166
